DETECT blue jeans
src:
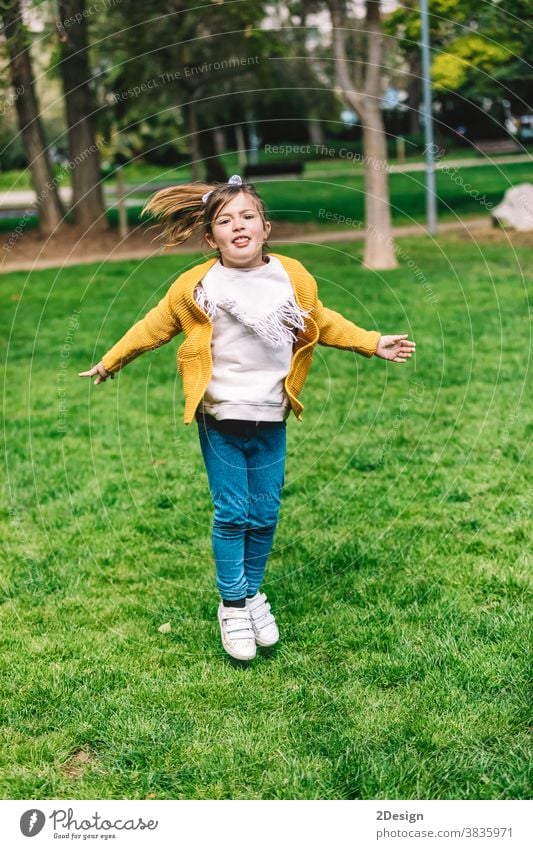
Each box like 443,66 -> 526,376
197,415 -> 287,601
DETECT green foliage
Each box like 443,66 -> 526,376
385,0 -> 532,102
0,120 -> 27,171
385,0 -> 470,49
432,34 -> 512,92
84,0 -> 339,166
98,110 -> 190,168
90,0 -> 278,141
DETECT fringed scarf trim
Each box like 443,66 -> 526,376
194,283 -> 309,348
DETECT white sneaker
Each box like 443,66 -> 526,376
247,592 -> 279,647
217,603 -> 256,661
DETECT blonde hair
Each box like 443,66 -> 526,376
142,180 -> 269,252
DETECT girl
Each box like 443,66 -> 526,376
79,175 -> 416,661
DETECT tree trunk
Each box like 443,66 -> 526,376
407,50 -> 422,135
1,1 -> 65,235
307,118 -> 325,146
188,100 -> 201,181
360,102 -> 396,269
234,123 -> 247,170
213,127 -> 226,156
57,0 -> 106,232
198,127 -> 227,183
328,0 -> 397,269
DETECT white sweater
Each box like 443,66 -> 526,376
194,255 -> 308,421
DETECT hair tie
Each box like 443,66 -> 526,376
202,174 -> 243,205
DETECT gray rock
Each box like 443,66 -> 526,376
493,183 -> 533,231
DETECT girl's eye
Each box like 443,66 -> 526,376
217,215 -> 255,225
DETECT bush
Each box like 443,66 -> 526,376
244,161 -> 304,177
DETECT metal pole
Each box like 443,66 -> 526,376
420,0 -> 437,234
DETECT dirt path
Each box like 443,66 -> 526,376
1,218 -> 494,274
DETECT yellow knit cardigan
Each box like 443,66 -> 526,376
101,253 -> 381,424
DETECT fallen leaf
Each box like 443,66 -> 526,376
158,622 -> 171,634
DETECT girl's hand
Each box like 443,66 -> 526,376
375,335 -> 416,363
78,361 -> 114,384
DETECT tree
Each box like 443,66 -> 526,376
327,0 -> 397,269
0,0 -> 65,235
56,0 -> 106,231
90,1 -> 272,181
382,0 -> 423,134
428,0 -> 532,109
90,1 -> 320,182
386,1 -> 532,124
284,0 -> 335,145
431,34 -> 512,95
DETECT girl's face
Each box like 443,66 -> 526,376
205,191 -> 271,268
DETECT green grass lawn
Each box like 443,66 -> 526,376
103,160 -> 533,232
2,142 -> 531,191
258,161 -> 533,226
1,158 -> 531,234
1,235 -> 531,799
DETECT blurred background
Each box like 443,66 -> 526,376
1,0 -> 532,269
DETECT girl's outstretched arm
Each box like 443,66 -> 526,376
314,298 -> 415,363
78,285 -> 183,382
315,297 -> 381,357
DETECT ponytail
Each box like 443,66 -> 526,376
142,179 -> 268,249
141,182 -> 213,247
